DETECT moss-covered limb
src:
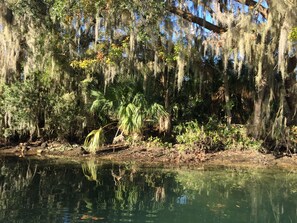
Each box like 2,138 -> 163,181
167,5 -> 225,34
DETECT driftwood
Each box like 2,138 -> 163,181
97,144 -> 129,154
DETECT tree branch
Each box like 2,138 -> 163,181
167,6 -> 226,34
168,1 -> 268,34
235,0 -> 268,19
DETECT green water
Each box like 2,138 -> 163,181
0,157 -> 297,223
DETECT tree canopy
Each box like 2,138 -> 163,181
0,0 -> 296,151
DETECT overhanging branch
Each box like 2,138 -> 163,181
235,0 -> 268,19
168,6 -> 226,34
168,1 -> 268,34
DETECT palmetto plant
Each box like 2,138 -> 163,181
118,93 -> 168,136
90,90 -> 113,123
118,93 -> 146,135
118,102 -> 143,135
85,84 -> 168,151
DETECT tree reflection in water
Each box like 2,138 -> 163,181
0,157 -> 297,223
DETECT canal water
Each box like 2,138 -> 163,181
0,156 -> 297,223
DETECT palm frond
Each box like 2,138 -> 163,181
118,103 -> 143,135
132,93 -> 147,109
84,127 -> 105,154
90,90 -> 113,113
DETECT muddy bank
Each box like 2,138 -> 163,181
1,141 -> 297,169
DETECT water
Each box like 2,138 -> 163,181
0,157 -> 297,223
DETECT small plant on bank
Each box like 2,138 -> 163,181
146,136 -> 173,149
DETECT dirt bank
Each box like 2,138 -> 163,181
1,141 -> 297,169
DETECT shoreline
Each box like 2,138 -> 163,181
1,141 -> 297,170
101,147 -> 297,169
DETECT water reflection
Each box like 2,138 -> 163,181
82,158 -> 99,182
0,157 -> 297,223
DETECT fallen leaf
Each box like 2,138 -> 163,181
81,214 -> 90,220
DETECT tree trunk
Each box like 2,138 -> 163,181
285,73 -> 297,125
223,70 -> 232,125
252,96 -> 263,138
160,64 -> 172,135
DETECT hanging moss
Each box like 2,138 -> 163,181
176,51 -> 186,91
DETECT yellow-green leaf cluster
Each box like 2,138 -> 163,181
106,44 -> 124,64
288,27 -> 297,41
70,59 -> 98,69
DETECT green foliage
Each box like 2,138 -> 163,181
90,90 -> 113,123
0,75 -> 50,139
174,121 -> 205,145
173,119 -> 262,151
84,127 -> 105,154
49,91 -> 82,139
117,94 -> 168,135
106,44 -> 124,64
148,103 -> 169,121
89,84 -> 168,137
118,102 -> 143,135
0,71 -> 86,141
117,93 -> 143,135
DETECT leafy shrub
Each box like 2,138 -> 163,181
174,121 -> 205,145
173,119 -> 262,151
